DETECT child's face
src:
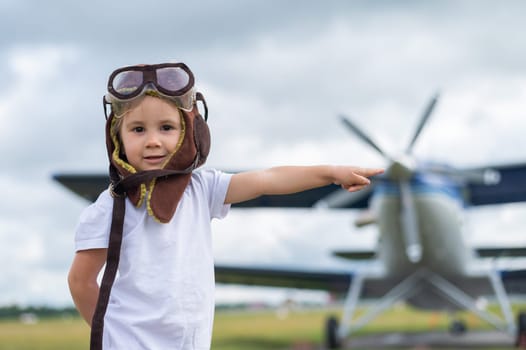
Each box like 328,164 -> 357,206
119,96 -> 183,171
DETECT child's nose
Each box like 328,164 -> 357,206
145,132 -> 162,147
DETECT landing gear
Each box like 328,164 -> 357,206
325,316 -> 341,349
448,319 -> 467,336
516,312 -> 526,348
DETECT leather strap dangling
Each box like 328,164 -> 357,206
90,193 -> 125,350
89,167 -> 196,349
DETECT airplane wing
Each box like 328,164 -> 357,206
215,265 -> 352,292
475,247 -> 526,258
501,268 -> 526,294
215,263 -> 392,298
53,174 -> 108,202
216,263 -> 526,299
52,173 -> 372,208
465,162 -> 526,206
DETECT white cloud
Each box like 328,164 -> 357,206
414,79 -> 526,166
1,1 -> 526,307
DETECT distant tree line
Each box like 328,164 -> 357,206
0,305 -> 79,319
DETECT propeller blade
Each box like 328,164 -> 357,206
399,181 -> 422,263
314,186 -> 373,209
340,114 -> 390,159
405,92 -> 440,154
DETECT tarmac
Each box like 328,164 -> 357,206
342,330 -> 515,349
287,331 -> 517,350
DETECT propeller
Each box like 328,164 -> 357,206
340,115 -> 391,160
329,92 -> 503,262
327,93 -> 442,263
405,93 -> 439,155
399,181 -> 422,263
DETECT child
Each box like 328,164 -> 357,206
67,62 -> 383,350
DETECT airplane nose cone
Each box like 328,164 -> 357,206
387,155 -> 416,181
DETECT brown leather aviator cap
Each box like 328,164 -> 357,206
104,63 -> 210,223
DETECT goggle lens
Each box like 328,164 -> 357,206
156,67 -> 190,93
113,70 -> 143,96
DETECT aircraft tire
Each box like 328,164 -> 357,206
516,311 -> 526,348
448,319 -> 467,336
325,316 -> 341,349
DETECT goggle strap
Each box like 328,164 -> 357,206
103,92 -> 205,120
196,92 -> 208,121
103,95 -> 111,120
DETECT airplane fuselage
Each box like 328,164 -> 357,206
374,172 -> 473,277
367,171 -> 497,310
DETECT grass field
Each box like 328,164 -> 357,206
0,304 -> 521,350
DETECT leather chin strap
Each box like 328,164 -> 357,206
89,165 -> 197,350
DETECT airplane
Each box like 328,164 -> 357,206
53,93 -> 526,348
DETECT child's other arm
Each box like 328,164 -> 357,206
225,165 -> 383,204
68,249 -> 107,326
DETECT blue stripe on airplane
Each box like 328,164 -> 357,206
374,173 -> 463,202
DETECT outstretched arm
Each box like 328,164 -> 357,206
225,165 -> 383,204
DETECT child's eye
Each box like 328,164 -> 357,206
133,126 -> 144,133
161,125 -> 175,131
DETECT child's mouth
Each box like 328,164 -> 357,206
144,155 -> 166,163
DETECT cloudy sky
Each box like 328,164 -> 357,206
1,0 -> 526,307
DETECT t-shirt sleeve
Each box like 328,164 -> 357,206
74,190 -> 112,251
198,168 -> 232,219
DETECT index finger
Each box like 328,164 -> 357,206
356,167 -> 385,178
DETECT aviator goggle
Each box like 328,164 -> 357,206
103,63 -> 207,120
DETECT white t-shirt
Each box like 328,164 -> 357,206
75,168 -> 232,350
